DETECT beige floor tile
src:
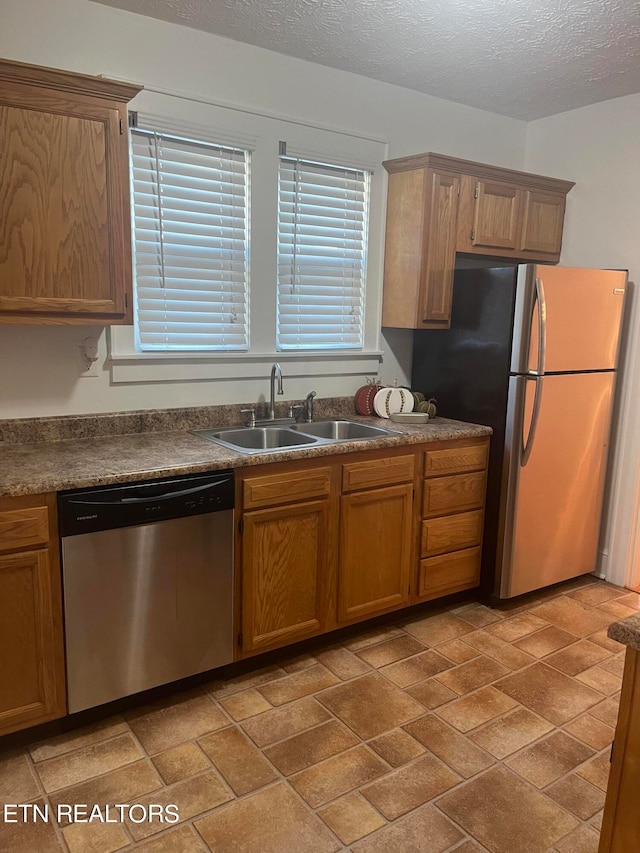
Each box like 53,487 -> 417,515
126,690 -> 228,755
404,714 -> 494,778
505,730 -> 594,788
127,770 -> 233,841
63,821 -> 130,853
356,634 -> 424,667
436,686 -> 518,732
0,751 -> 40,804
47,761 -> 162,823
264,719 -> 358,775
290,745 -> 387,808
598,652 -> 626,677
0,799 -> 64,853
207,664 -> 286,699
437,638 -> 481,663
152,742 -> 210,785
133,826 -> 207,852
576,751 -> 612,791
515,625 -> 578,658
352,804 -> 464,853
35,733 -> 143,793
315,645 -> 371,679
361,752 -> 461,819
241,697 -> 330,747
567,584 -> 626,606
546,774 -> 606,820
456,604 -> 504,628
402,612 -> 475,646
576,664 -> 622,695
368,727 -> 426,766
317,672 -> 424,738
342,625 -> 404,652
437,765 -> 578,853
198,727 -> 277,796
257,664 -> 339,706
591,809 -> 604,831
195,782 -> 340,853
615,591 -> 640,610
407,678 -> 458,709
318,792 -> 385,845
564,714 -> 615,750
28,717 -> 129,763
280,653 -> 318,673
496,662 -> 602,725
530,597 -> 613,638
554,823 -> 600,853
469,707 -> 554,759
450,841 -> 490,853
380,649 -> 453,687
597,600 -> 638,620
435,655 -> 510,695
487,612 -> 548,642
219,689 -> 271,721
462,630 -> 535,670
588,629 -> 624,654
546,639 -> 613,676
589,697 -> 621,727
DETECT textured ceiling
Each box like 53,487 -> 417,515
90,0 -> 640,120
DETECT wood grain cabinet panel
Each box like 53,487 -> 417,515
339,483 -> 413,622
421,510 -> 483,558
243,467 -> 331,510
0,493 -> 65,736
0,59 -> 141,323
241,500 -> 332,652
422,472 -> 486,518
519,190 -> 566,255
419,547 -> 481,600
424,441 -> 488,478
342,454 -> 415,492
470,179 -> 521,250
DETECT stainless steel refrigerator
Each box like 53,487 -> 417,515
410,264 -> 627,599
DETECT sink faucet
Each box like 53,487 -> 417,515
268,362 -> 284,419
304,390 -> 317,422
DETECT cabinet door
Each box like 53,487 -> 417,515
419,170 -> 460,325
0,548 -> 66,735
519,190 -> 565,256
338,483 -> 413,622
242,500 -> 332,653
471,179 -> 521,250
0,87 -> 131,321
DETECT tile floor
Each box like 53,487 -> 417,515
1,576 -> 637,853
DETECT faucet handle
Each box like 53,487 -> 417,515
240,407 -> 256,428
305,390 -> 317,422
288,403 -> 305,421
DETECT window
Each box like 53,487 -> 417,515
130,128 -> 250,351
277,149 -> 370,350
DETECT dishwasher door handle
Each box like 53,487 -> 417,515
68,478 -> 231,506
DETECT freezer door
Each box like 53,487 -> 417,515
511,266 -> 626,374
498,371 -> 615,598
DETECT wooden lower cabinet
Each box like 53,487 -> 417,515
338,483 -> 413,622
0,494 -> 66,736
241,499 -> 333,653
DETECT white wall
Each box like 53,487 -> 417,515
0,0 -> 526,418
525,94 -> 640,587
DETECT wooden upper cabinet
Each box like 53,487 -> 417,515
381,152 -> 574,328
0,58 -> 142,323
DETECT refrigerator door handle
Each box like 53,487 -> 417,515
522,374 -> 544,466
533,276 -> 547,375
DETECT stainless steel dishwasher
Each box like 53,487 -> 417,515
58,471 -> 234,713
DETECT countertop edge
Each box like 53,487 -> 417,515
0,418 -> 492,497
607,613 -> 640,651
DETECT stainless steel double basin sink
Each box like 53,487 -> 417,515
191,419 -> 399,454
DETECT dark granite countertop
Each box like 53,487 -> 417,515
0,411 -> 491,497
608,613 -> 640,652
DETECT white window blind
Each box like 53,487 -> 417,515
277,152 -> 370,350
131,129 -> 250,351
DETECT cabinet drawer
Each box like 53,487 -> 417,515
419,547 -> 481,599
342,454 -> 415,492
422,472 -> 486,518
0,506 -> 49,553
424,442 -> 488,477
421,510 -> 483,558
243,467 -> 332,510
